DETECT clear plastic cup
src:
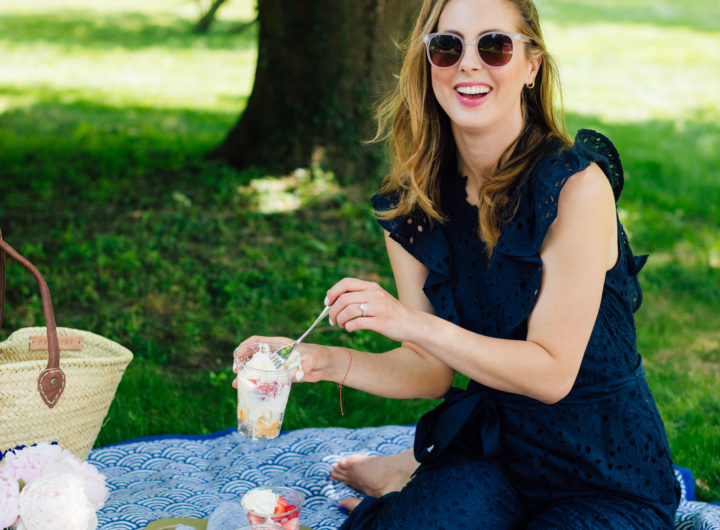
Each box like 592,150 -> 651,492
241,486 -> 304,530
234,342 -> 295,440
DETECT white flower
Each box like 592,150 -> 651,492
0,473 -> 20,528
2,443 -> 108,511
16,471 -> 97,530
43,458 -> 108,510
1,443 -> 70,484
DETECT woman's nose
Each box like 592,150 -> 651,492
458,43 -> 484,72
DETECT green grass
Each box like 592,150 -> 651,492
1,0 -> 718,502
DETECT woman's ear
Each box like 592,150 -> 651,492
527,55 -> 542,86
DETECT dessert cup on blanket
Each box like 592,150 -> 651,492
234,342 -> 296,440
241,486 -> 304,530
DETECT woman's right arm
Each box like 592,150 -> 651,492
304,232 -> 455,399
237,232 -> 455,400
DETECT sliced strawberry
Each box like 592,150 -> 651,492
256,382 -> 278,396
277,511 -> 298,522
274,495 -> 289,514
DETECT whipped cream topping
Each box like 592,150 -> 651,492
245,343 -> 276,370
244,343 -> 300,372
242,488 -> 279,514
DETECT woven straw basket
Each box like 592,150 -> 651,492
0,233 -> 133,460
0,327 -> 133,460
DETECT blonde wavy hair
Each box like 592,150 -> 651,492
375,0 -> 571,256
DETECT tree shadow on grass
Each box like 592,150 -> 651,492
0,99 -> 243,217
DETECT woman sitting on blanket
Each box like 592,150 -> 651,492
236,0 -> 680,527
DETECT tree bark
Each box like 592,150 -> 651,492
209,0 -> 417,182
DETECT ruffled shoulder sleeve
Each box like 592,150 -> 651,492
495,129 -> 623,259
370,192 -> 452,290
574,129 -> 624,200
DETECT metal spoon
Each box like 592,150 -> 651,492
270,305 -> 331,369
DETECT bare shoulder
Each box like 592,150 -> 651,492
556,162 -> 615,219
543,162 -> 618,268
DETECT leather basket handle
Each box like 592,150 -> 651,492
0,230 -> 65,408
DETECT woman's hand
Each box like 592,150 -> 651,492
232,335 -> 339,387
232,335 -> 290,388
325,278 -> 416,343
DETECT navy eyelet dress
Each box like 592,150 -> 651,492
340,130 -> 681,529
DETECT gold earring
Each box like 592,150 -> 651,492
527,80 -> 536,89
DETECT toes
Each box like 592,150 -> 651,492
331,457 -> 353,476
331,468 -> 348,482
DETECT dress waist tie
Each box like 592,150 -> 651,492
414,358 -> 645,465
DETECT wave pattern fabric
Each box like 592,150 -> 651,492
89,426 -> 718,529
89,426 -> 411,529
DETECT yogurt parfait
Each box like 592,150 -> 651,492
234,342 -> 299,440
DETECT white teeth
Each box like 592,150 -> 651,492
456,85 -> 491,95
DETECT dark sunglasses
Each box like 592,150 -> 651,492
423,31 -> 531,69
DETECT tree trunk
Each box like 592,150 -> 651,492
209,0 -> 417,182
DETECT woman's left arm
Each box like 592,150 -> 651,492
331,163 -> 617,404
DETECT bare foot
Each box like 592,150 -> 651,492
338,497 -> 362,513
331,449 -> 418,497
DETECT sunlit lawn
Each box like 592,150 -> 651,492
0,0 -> 256,113
1,0 -> 718,500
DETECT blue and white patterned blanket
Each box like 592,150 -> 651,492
89,425 -> 719,529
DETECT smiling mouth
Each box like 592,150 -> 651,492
455,86 -> 491,98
